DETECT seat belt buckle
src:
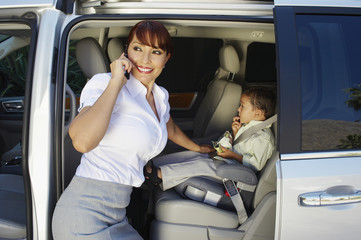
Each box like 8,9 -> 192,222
225,187 -> 240,197
223,178 -> 248,224
223,179 -> 240,197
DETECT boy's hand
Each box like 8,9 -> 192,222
217,146 -> 243,163
217,146 -> 234,158
232,116 -> 241,137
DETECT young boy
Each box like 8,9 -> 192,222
145,87 -> 276,191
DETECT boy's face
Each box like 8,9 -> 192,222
238,95 -> 261,124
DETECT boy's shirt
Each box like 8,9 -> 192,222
232,120 -> 275,172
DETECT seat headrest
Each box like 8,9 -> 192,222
219,45 -> 240,74
107,38 -> 124,63
76,37 -> 110,79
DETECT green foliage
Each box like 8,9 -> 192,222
344,84 -> 361,112
337,134 -> 361,149
0,46 -> 28,97
0,40 -> 86,97
66,40 -> 86,94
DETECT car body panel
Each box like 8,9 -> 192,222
276,157 -> 361,240
0,0 -> 55,10
26,9 -> 65,240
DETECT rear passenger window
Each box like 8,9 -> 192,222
157,37 -> 222,92
297,15 -> 361,151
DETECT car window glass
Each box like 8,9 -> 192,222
0,37 -> 28,97
296,15 -> 361,151
67,40 -> 86,95
0,29 -> 30,162
157,37 -> 222,92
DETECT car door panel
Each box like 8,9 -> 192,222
275,3 -> 361,239
169,92 -> 197,110
0,91 -> 24,158
277,157 -> 361,239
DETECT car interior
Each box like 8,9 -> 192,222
0,18 -> 278,239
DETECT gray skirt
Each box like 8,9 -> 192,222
52,176 -> 142,240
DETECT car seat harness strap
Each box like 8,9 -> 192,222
223,178 -> 248,224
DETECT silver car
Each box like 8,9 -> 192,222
0,0 -> 360,239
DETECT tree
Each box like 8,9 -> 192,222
344,84 -> 361,112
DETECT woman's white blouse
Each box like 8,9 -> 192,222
75,73 -> 170,187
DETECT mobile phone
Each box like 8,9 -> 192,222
123,48 -> 130,79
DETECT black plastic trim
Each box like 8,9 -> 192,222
56,0 -> 75,14
274,7 -> 301,154
291,6 -> 361,15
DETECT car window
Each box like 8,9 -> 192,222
67,40 -> 86,95
157,37 -> 222,92
297,14 -> 361,151
0,31 -> 29,162
0,38 -> 28,97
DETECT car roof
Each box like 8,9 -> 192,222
74,0 -> 274,16
0,0 -> 56,9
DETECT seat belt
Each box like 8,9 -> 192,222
233,114 -> 277,146
223,178 -> 248,224
223,114 -> 277,224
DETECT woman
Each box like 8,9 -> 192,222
52,20 -> 212,239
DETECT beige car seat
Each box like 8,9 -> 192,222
150,147 -> 278,240
192,45 -> 242,139
0,174 -> 26,239
107,38 -> 124,62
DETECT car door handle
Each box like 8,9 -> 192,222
2,99 -> 24,112
299,185 -> 361,207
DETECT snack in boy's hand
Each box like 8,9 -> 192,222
212,130 -> 233,153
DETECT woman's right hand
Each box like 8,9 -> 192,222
198,144 -> 215,154
110,53 -> 133,89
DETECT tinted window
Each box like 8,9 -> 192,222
297,15 -> 361,151
67,40 -> 87,94
157,37 -> 222,92
0,38 -> 28,97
